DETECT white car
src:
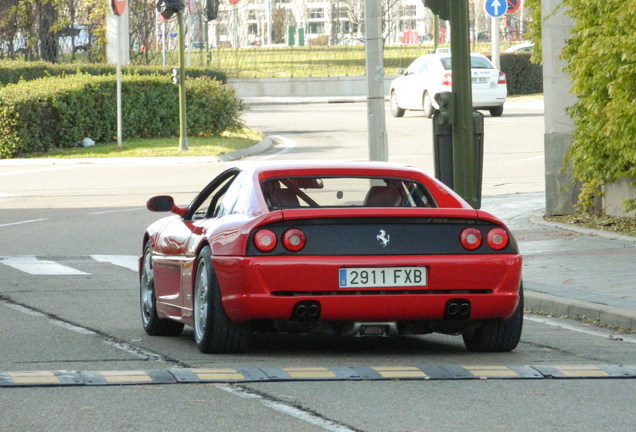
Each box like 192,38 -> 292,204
503,42 -> 533,52
389,53 -> 507,118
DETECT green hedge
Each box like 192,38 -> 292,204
561,0 -> 636,212
484,52 -> 543,95
0,74 -> 244,159
0,60 -> 227,87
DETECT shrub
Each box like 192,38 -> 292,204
0,61 -> 227,87
485,52 -> 543,95
562,0 -> 636,211
0,74 -> 244,159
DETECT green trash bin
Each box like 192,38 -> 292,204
432,110 -> 484,208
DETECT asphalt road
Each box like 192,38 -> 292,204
1,101 -> 635,432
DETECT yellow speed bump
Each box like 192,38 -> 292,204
98,371 -> 153,383
551,365 -> 610,378
8,371 -> 60,385
282,367 -> 336,379
463,366 -> 520,379
191,368 -> 245,381
372,367 -> 427,379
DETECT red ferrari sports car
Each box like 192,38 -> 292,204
140,161 -> 523,353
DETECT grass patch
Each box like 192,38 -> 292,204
21,128 -> 263,159
545,213 -> 636,238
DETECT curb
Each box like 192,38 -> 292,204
0,137 -> 274,167
216,137 -> 273,161
525,290 -> 636,331
241,97 -> 369,106
529,213 -> 636,243
526,213 -> 636,331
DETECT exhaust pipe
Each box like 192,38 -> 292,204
291,300 -> 321,322
444,299 -> 471,320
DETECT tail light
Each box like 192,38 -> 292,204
460,228 -> 482,251
441,72 -> 452,86
498,71 -> 507,85
253,229 -> 277,252
282,228 -> 306,252
486,228 -> 509,250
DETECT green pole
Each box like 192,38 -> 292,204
449,0 -> 476,207
433,15 -> 438,51
177,9 -> 188,152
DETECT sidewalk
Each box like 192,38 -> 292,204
481,193 -> 636,331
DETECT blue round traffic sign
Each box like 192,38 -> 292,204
484,0 -> 506,18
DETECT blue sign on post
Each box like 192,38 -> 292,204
484,0 -> 506,18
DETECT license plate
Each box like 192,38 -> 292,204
472,77 -> 489,84
339,267 -> 427,288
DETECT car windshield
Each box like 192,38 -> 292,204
261,176 -> 436,210
439,56 -> 494,70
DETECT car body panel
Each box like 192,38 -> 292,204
390,53 -> 507,113
141,161 -> 522,337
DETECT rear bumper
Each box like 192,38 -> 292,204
213,255 -> 522,323
472,87 -> 507,108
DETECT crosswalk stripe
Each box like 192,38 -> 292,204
0,256 -> 88,275
91,255 -> 138,271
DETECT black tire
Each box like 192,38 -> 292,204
390,91 -> 405,118
462,282 -> 524,352
489,105 -> 504,117
140,241 -> 184,336
193,246 -> 252,353
422,92 -> 434,118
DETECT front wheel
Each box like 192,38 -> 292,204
390,91 -> 405,118
193,246 -> 252,353
140,241 -> 184,336
462,282 -> 524,352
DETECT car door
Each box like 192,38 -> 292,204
152,168 -> 241,312
395,56 -> 425,109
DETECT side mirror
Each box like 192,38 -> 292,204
396,68 -> 405,76
146,195 -> 186,216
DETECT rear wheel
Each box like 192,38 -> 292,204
140,241 -> 184,336
193,246 -> 252,353
390,91 -> 405,118
422,92 -> 434,118
489,105 -> 504,117
462,282 -> 524,352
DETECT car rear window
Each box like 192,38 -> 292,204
439,56 -> 494,70
261,177 -> 436,210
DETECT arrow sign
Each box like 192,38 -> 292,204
484,0 -> 506,18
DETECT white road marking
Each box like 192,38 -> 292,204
526,316 -> 636,344
87,208 -> 144,215
91,255 -> 138,271
0,256 -> 88,275
0,166 -> 76,177
0,218 -> 48,228
262,135 -> 296,159
219,386 -> 358,432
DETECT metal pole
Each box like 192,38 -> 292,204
162,21 -> 166,67
491,16 -> 500,69
187,10 -> 192,66
177,10 -> 188,151
116,15 -> 122,148
433,14 -> 438,51
364,0 -> 387,162
450,0 -> 476,207
266,0 -> 271,46
233,4 -> 237,47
